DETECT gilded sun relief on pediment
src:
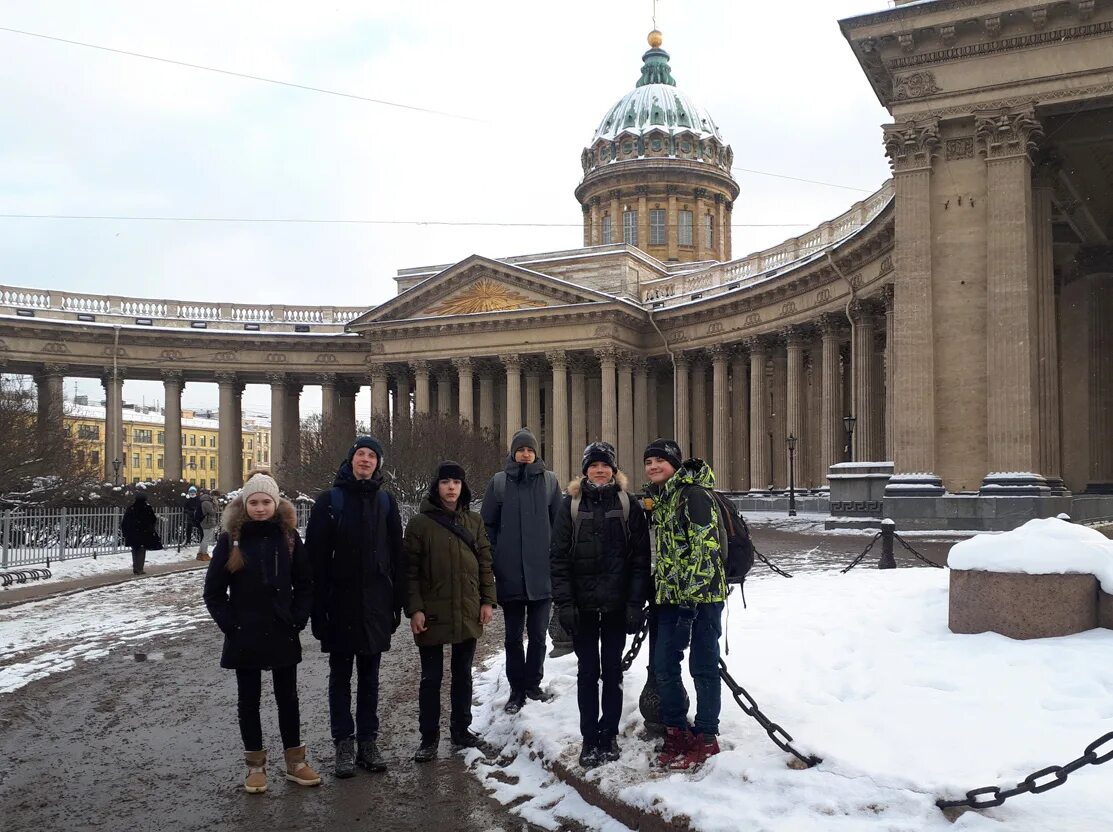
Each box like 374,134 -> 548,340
426,277 -> 550,316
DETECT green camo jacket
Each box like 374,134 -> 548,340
650,458 -> 727,606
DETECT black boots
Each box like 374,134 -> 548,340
334,737 -> 356,779
356,739 -> 387,772
414,733 -> 439,763
504,691 -> 526,714
450,728 -> 481,749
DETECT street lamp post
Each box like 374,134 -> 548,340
112,457 -> 121,486
843,414 -> 857,463
786,434 -> 798,517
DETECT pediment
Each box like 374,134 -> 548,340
353,255 -> 615,325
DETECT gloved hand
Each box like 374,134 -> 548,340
558,604 -> 579,637
673,605 -> 697,650
625,604 -> 645,635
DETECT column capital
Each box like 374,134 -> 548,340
37,362 -> 69,378
498,354 -> 521,371
412,359 -> 432,374
366,361 -> 389,378
880,283 -> 895,311
101,366 -> 125,384
708,343 -> 731,362
594,345 -> 619,365
214,371 -> 238,385
817,312 -> 849,338
849,298 -> 883,324
630,354 -> 649,373
160,368 -> 183,384
336,377 -> 361,396
521,356 -> 546,376
264,371 -> 286,385
975,106 -> 1043,161
743,335 -> 770,355
780,324 -> 814,348
883,118 -> 941,173
616,349 -> 636,370
544,350 -> 568,370
567,352 -> 590,374
451,356 -> 475,373
319,371 -> 338,385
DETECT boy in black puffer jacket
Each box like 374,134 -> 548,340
550,442 -> 651,768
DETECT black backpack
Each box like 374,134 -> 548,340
708,490 -> 755,585
192,501 -> 206,526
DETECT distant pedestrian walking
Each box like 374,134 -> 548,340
404,461 -> 495,762
184,485 -> 202,545
306,436 -> 405,778
196,491 -> 218,562
120,489 -> 159,575
480,427 -> 563,714
202,473 -> 321,794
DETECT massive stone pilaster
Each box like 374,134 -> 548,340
746,337 -> 770,491
596,346 -> 618,447
546,351 -> 570,485
689,352 -> 709,462
500,355 -> 522,440
101,367 -> 124,482
883,119 -> 941,480
710,344 -> 731,485
453,357 -> 475,428
976,106 -> 1045,489
730,348 -> 749,491
161,370 -> 183,481
616,352 -> 634,471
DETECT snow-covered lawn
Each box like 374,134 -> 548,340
1,547 -> 203,591
470,569 -> 1113,831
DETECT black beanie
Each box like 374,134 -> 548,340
435,460 -> 467,482
643,438 -> 683,471
510,427 -> 538,456
581,441 -> 617,475
348,435 -> 384,466
428,459 -> 471,508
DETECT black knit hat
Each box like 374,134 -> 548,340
643,438 -> 683,471
435,460 -> 467,482
348,435 -> 384,466
510,427 -> 538,456
581,441 -> 617,475
428,459 -> 471,508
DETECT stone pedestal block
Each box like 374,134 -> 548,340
950,570 -> 1098,640
828,461 -> 892,517
1101,591 -> 1113,630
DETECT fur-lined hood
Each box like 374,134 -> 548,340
566,470 -> 629,498
221,495 -> 298,541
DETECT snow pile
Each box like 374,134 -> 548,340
470,570 -> 1113,831
949,518 -> 1113,591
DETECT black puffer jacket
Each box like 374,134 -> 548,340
550,472 -> 651,613
306,460 -> 404,655
120,497 -> 158,548
202,498 -> 312,670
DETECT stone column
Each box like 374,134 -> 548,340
34,363 -> 66,440
881,285 -> 895,461
569,355 -> 587,470
161,370 -> 183,481
596,346 -> 618,446
436,369 -> 452,417
883,119 -> 942,482
673,352 -> 690,454
413,361 -> 431,415
320,373 -> 338,429
770,339 -> 788,488
524,360 -> 542,435
689,353 -> 709,461
976,107 -> 1045,487
453,358 -> 475,428
232,378 -> 244,482
101,367 -> 124,482
710,345 -> 731,484
850,301 -> 880,462
715,194 -> 727,261
666,187 -> 679,261
336,379 -> 358,445
216,372 -> 240,492
285,382 -> 302,475
636,186 -> 649,250
501,355 -> 522,440
646,363 -> 659,442
365,363 -> 388,422
267,373 -> 287,477
818,314 -> 846,482
1033,159 -> 1062,487
394,370 -> 412,431
785,329 -> 806,487
694,188 -> 707,261
478,366 -> 496,436
730,349 -> 749,490
616,353 -> 634,470
609,191 -> 621,245
1081,256 -> 1113,491
747,338 -> 770,491
632,357 -> 650,469
547,351 -> 570,484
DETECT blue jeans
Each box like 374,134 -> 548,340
654,602 -> 723,736
328,651 -> 382,741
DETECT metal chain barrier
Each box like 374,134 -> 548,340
937,731 -> 1113,811
893,533 -> 945,568
621,613 -> 650,672
839,531 -> 881,573
753,545 -> 794,577
719,658 -> 822,768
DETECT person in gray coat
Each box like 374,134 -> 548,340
481,428 -> 563,714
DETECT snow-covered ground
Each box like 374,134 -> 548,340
469,568 -> 1113,831
746,512 -> 990,538
0,571 -> 208,694
0,547 -> 203,591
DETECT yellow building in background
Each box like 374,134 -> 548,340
67,404 -> 270,489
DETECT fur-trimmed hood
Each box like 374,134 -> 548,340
221,495 -> 298,542
566,470 -> 629,498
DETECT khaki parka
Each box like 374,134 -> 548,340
404,497 -> 496,647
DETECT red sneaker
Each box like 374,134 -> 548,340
655,727 -> 691,768
668,733 -> 720,770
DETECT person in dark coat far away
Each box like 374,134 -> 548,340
202,473 -> 320,794
481,427 -> 563,715
404,461 -> 496,762
120,489 -> 159,575
306,436 -> 405,779
550,442 -> 650,769
184,485 -> 202,545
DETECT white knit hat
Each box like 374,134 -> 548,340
241,473 -> 280,504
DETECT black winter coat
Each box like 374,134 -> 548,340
550,473 -> 651,613
202,498 -> 312,671
120,499 -> 158,549
306,463 -> 405,656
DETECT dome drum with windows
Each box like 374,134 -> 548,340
574,31 -> 739,264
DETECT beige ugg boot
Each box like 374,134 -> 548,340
284,745 -> 321,786
244,750 -> 267,793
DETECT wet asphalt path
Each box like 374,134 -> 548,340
0,572 -> 541,832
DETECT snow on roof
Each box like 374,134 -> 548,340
68,404 -> 270,431
949,517 -> 1113,592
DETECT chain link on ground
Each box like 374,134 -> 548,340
937,731 -> 1113,811
893,533 -> 946,568
621,613 -> 650,672
719,658 -> 822,768
753,546 -> 794,577
839,531 -> 881,573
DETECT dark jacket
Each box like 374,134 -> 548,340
480,455 -> 563,604
202,497 -> 312,670
120,498 -> 158,549
306,460 -> 404,655
185,494 -> 201,527
550,472 -> 651,613
404,492 -> 496,648
199,494 -> 219,530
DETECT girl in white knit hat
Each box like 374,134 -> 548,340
202,473 -> 321,793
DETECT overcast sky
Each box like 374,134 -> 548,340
1,0 -> 893,419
